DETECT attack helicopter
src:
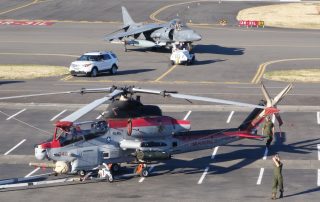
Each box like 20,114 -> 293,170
0,84 -> 292,179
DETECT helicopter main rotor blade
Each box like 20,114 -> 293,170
60,89 -> 123,122
169,93 -> 265,109
132,87 -> 264,109
0,87 -> 113,100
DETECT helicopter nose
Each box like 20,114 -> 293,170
35,145 -> 47,160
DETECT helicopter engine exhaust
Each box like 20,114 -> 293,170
135,150 -> 171,161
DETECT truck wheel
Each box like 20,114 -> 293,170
141,168 -> 149,177
91,67 -> 98,77
110,65 -> 117,75
170,60 -> 175,65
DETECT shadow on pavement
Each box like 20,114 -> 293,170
283,187 -> 320,198
193,44 -> 245,55
93,69 -> 155,77
193,59 -> 226,66
0,81 -> 25,85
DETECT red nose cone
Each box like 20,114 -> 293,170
40,142 -> 51,149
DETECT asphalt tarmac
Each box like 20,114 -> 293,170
0,0 -> 319,201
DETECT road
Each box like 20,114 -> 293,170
0,0 -> 319,201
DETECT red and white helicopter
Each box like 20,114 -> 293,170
0,84 -> 292,180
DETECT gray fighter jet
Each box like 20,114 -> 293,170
105,7 -> 202,51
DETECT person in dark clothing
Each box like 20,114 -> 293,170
263,116 -> 274,148
272,153 -> 284,200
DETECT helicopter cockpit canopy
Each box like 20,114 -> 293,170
54,121 -> 108,146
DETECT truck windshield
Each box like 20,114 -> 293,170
78,55 -> 102,61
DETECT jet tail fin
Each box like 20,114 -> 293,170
122,6 -> 135,26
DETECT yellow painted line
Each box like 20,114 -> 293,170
251,58 -> 320,84
0,0 -> 39,15
0,52 -> 78,57
60,75 -> 72,81
149,0 -> 208,23
154,65 -> 178,82
62,79 -> 250,85
251,63 -> 264,84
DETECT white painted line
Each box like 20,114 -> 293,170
50,109 -> 67,121
317,112 -> 320,125
96,114 -> 102,119
226,111 -> 235,123
318,144 -> 320,161
318,169 -> 320,186
183,110 -> 192,120
25,167 -> 40,178
139,165 -> 155,183
256,168 -> 265,185
211,146 -> 219,160
197,166 -> 209,184
4,139 -> 26,155
6,108 -> 26,120
197,147 -> 219,185
0,178 -> 70,189
263,147 -> 268,160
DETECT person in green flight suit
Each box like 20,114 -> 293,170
263,116 -> 274,148
271,153 -> 284,200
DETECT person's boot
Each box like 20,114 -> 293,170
279,191 -> 283,198
271,192 -> 276,200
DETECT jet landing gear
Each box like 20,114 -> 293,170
134,163 -> 150,177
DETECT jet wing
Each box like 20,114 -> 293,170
105,24 -> 164,41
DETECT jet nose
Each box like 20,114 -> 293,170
174,30 -> 202,42
192,32 -> 202,41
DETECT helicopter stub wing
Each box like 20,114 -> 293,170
132,87 -> 265,109
60,89 -> 123,122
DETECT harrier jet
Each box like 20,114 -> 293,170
104,7 -> 202,51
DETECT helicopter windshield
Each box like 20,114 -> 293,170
55,126 -> 82,146
55,121 -> 108,146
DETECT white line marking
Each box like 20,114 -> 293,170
197,166 -> 209,184
139,165 -> 155,183
6,109 -> 26,120
197,146 -> 219,184
257,168 -> 265,185
318,144 -> 320,161
211,146 -> 219,159
317,112 -> 320,125
318,169 -> 320,186
96,114 -> 102,119
4,139 -> 26,155
25,167 -> 40,178
226,111 -> 235,123
50,109 -> 67,121
183,110 -> 192,120
0,178 -> 70,189
263,147 -> 268,160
